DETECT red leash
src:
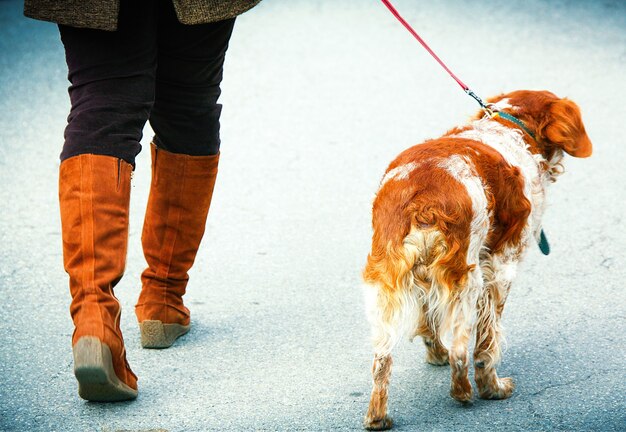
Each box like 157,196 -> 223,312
380,0 -> 490,113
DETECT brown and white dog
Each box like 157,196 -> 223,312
362,90 -> 592,430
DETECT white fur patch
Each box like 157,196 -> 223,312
449,120 -> 550,249
380,162 -> 420,187
492,98 -> 515,111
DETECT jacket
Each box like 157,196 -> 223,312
24,0 -> 262,31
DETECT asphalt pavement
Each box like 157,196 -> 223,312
1,0 -> 625,431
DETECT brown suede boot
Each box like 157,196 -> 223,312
136,144 -> 219,348
59,154 -> 138,401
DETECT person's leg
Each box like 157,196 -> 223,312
58,0 -> 157,400
135,2 -> 235,348
59,0 -> 158,165
149,5 -> 235,155
60,155 -> 137,401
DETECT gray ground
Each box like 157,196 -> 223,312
1,0 -> 625,431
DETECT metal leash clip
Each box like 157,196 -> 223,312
465,88 -> 495,117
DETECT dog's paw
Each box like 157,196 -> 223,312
450,379 -> 474,403
478,376 -> 515,400
363,415 -> 393,431
425,351 -> 449,366
450,389 -> 474,403
423,338 -> 449,366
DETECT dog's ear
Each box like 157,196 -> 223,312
539,98 -> 592,158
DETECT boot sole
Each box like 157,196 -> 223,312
73,336 -> 138,402
139,320 -> 190,349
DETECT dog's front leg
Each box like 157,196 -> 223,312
364,353 -> 393,430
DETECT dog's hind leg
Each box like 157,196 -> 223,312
417,304 -> 449,366
474,256 -> 516,399
363,285 -> 414,430
363,302 -> 397,431
364,318 -> 396,430
447,268 -> 482,403
364,352 -> 394,431
362,228 -> 433,429
448,312 -> 474,402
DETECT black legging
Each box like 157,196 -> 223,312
58,0 -> 235,166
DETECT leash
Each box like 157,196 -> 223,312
380,0 -> 492,114
380,0 -> 550,255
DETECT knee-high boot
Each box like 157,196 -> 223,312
135,144 -> 219,348
59,154 -> 138,401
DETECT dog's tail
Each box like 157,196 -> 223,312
364,226 -> 462,354
364,228 -> 439,291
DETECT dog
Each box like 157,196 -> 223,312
362,90 -> 592,430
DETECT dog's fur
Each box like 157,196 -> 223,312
362,90 -> 592,430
